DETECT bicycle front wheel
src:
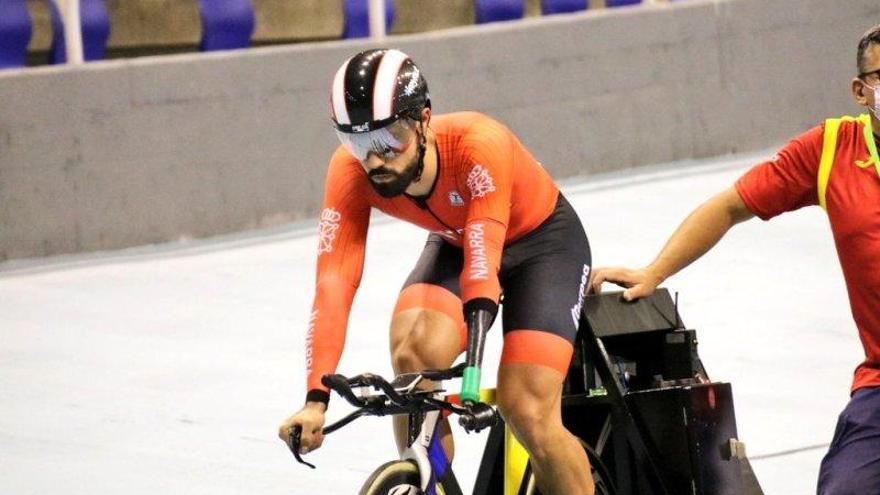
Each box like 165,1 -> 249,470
359,460 -> 421,495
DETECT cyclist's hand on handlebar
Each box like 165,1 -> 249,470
589,266 -> 662,301
278,402 -> 326,455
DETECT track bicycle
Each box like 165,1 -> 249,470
288,289 -> 766,495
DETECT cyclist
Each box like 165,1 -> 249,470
590,25 -> 880,495
278,48 -> 595,494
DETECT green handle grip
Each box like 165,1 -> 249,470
461,366 -> 482,404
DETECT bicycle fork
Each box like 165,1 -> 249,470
402,409 -> 456,495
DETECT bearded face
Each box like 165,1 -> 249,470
366,149 -> 423,198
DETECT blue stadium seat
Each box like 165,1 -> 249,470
47,0 -> 110,64
198,0 -> 255,51
0,0 -> 32,69
542,0 -> 587,15
342,0 -> 395,39
474,0 -> 524,24
606,0 -> 641,6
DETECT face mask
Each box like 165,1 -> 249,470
865,82 -> 880,119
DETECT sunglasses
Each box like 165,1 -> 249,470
334,120 -> 416,162
859,68 -> 880,80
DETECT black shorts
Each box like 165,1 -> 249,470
401,193 -> 592,344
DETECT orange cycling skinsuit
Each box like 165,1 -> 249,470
306,112 -> 590,398
304,51 -> 591,405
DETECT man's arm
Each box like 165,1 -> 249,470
590,186 -> 754,300
591,124 -> 825,300
459,119 -> 515,315
278,153 -> 370,454
457,120 -> 516,400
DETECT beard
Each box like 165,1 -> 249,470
367,152 -> 422,198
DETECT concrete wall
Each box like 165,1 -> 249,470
2,0 -> 878,260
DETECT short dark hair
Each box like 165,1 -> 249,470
857,25 -> 880,75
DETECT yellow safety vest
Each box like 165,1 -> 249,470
818,114 -> 880,209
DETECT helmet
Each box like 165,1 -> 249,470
330,48 -> 430,134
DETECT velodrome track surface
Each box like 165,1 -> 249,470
1,151 -> 859,494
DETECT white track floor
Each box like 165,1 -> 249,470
1,151 -> 860,494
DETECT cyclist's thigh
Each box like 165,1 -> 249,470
392,234 -> 466,353
499,193 -> 592,376
400,234 -> 463,297
817,386 -> 880,495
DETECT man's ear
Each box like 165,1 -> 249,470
853,77 -> 871,106
420,106 -> 432,127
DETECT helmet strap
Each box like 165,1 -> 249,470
413,119 -> 428,183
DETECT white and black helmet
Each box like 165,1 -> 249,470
330,48 -> 430,134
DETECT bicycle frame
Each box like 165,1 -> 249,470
404,408 -> 444,493
411,388 -> 539,495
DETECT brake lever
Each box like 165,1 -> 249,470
287,426 -> 316,469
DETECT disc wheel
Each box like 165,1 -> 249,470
523,439 -> 616,495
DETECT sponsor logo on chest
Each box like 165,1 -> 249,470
855,155 -> 876,169
448,190 -> 465,207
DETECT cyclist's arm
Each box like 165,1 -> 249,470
455,122 -> 515,401
304,154 -> 372,406
650,125 -> 826,283
459,122 -> 515,319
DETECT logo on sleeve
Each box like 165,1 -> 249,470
305,309 -> 319,374
467,165 -> 496,198
468,223 -> 489,281
317,208 -> 342,254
